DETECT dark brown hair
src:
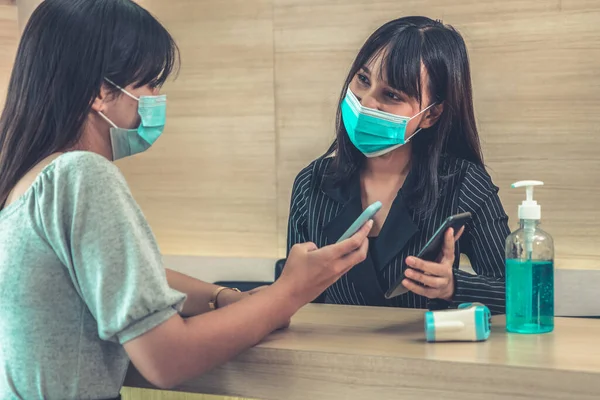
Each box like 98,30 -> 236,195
326,16 -> 483,215
0,0 -> 179,205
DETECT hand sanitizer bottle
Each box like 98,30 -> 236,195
505,181 -> 554,334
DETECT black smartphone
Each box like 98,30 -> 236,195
416,212 -> 472,262
383,212 -> 472,299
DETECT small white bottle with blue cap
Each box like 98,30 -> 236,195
424,303 -> 491,342
505,181 -> 554,334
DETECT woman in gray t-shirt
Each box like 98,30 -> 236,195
0,1 -> 371,399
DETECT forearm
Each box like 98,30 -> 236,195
125,281 -> 300,388
128,220 -> 372,389
165,268 -> 241,317
453,270 -> 505,314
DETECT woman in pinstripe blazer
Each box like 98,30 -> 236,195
287,17 -> 511,315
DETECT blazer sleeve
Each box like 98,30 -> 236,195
454,163 -> 511,315
287,170 -> 310,254
285,167 -> 326,303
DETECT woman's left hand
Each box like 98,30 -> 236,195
402,227 -> 465,301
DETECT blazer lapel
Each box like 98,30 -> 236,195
372,191 -> 419,271
321,173 -> 387,305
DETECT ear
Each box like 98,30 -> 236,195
90,83 -> 112,113
419,102 -> 444,129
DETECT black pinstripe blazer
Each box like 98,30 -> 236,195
287,156 -> 511,315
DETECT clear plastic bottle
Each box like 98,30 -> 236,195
505,181 -> 554,334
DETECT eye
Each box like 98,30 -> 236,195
385,90 -> 402,101
356,73 -> 370,86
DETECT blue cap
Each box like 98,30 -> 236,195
474,305 -> 492,341
424,311 -> 435,342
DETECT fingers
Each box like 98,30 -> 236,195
455,226 -> 465,241
401,279 -> 436,299
327,220 -> 373,258
404,250 -> 456,301
404,268 -> 448,289
290,242 -> 319,258
298,242 -> 318,252
405,256 -> 450,278
440,228 -> 456,263
338,235 -> 369,272
305,221 -> 370,278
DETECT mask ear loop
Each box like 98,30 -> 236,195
97,110 -> 118,129
98,78 -> 141,129
104,78 -> 140,101
405,102 -> 438,143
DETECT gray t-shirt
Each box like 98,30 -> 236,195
0,151 -> 186,400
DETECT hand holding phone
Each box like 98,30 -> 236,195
337,201 -> 382,243
384,212 -> 471,300
414,212 -> 472,262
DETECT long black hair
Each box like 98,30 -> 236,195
0,0 -> 179,205
326,16 -> 483,215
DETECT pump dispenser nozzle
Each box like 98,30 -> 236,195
512,180 -> 543,221
512,180 -> 544,259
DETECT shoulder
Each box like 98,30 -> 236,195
292,156 -> 332,193
440,157 -> 506,217
39,151 -> 130,201
49,151 -> 125,186
53,151 -> 121,178
440,156 -> 499,195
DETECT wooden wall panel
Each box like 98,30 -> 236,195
119,0 -> 279,257
465,11 -> 600,269
0,4 -> 17,109
3,1 -> 599,269
273,0 -> 600,269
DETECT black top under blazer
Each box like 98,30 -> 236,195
287,156 -> 511,315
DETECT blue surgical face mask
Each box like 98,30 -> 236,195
341,88 -> 436,158
98,78 -> 166,161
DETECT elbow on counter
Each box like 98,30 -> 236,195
132,358 -> 214,391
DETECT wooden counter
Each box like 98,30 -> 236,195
125,304 -> 600,399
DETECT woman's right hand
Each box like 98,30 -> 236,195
125,221 -> 372,389
277,220 -> 373,306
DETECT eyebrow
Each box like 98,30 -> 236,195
358,65 -> 406,98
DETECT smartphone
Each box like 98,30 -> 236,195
336,201 -> 382,243
416,212 -> 472,262
384,212 -> 472,299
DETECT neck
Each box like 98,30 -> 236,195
363,144 -> 412,181
68,113 -> 113,160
